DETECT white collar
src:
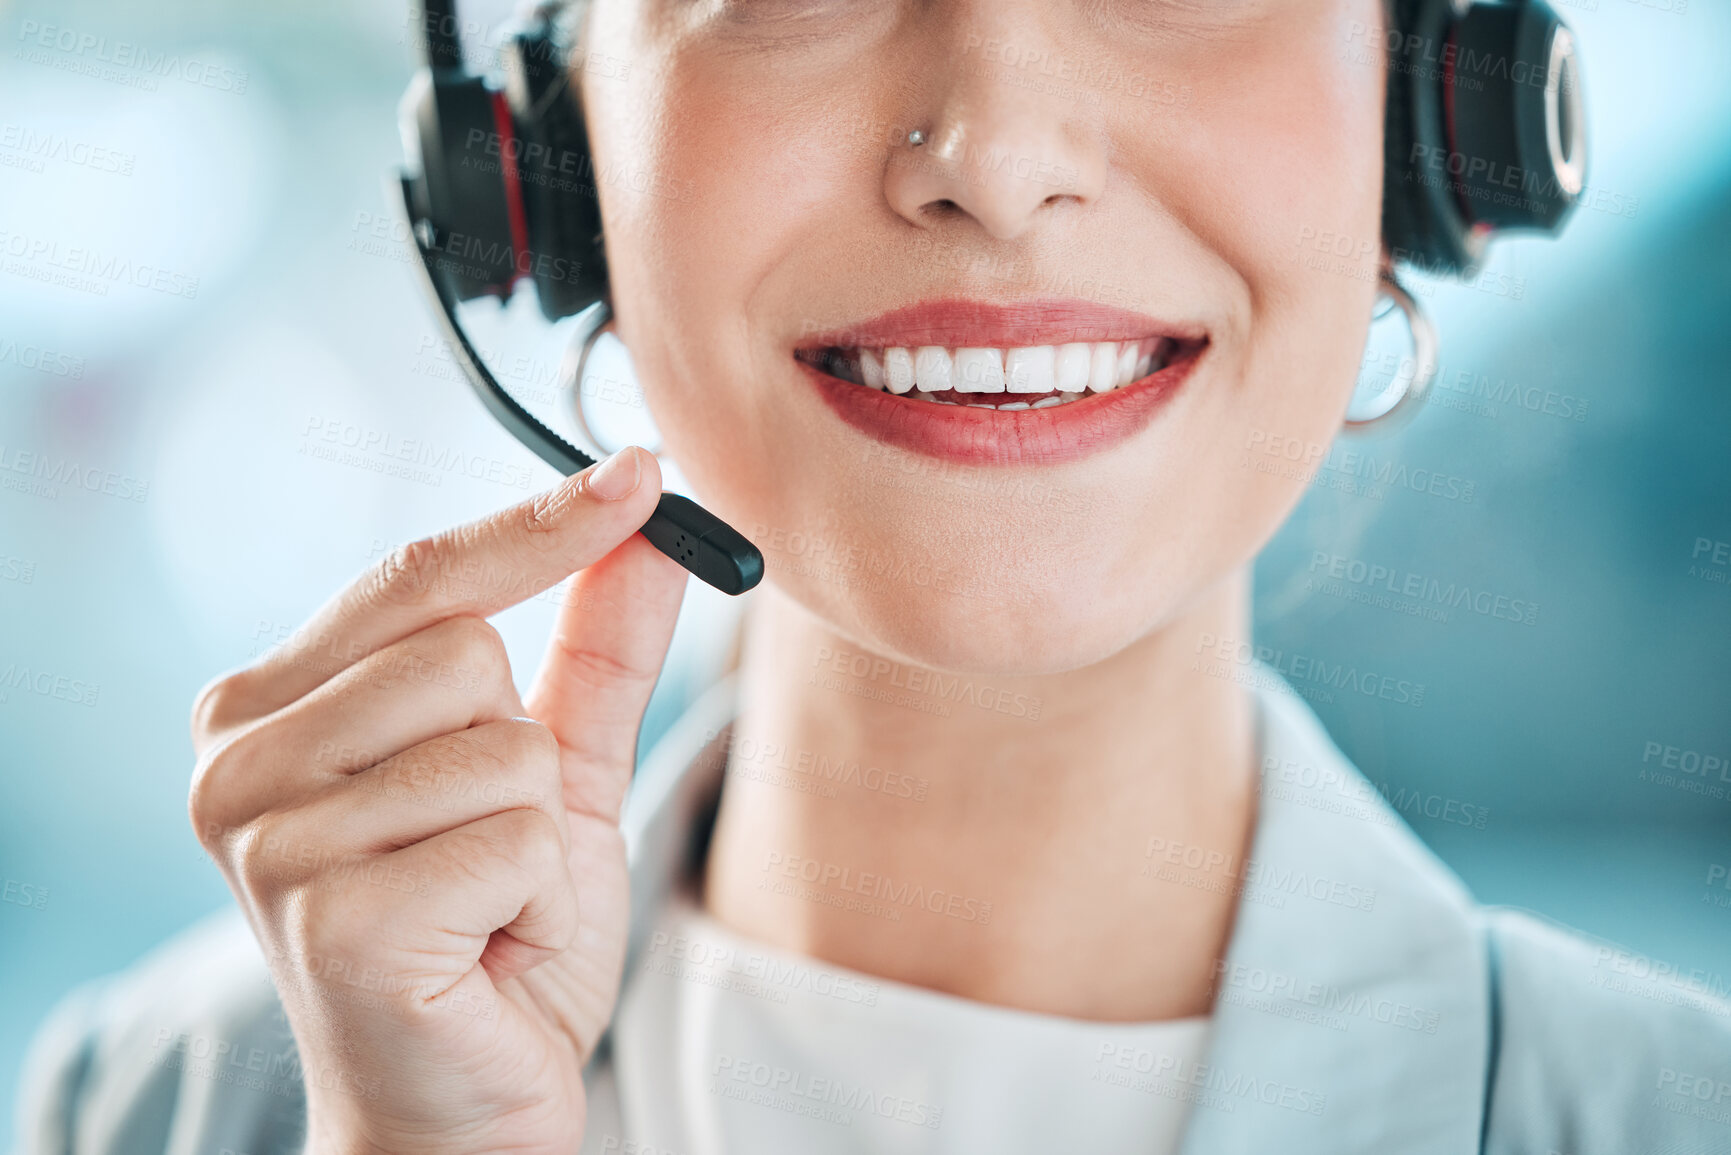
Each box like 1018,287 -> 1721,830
615,667 -> 1489,1152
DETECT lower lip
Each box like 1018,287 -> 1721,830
799,352 -> 1203,466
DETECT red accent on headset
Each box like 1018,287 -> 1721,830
489,89 -> 531,289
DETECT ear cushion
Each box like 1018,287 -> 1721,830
1382,0 -> 1485,275
500,10 -> 609,320
402,66 -> 524,300
1382,0 -> 1583,277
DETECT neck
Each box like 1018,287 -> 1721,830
702,571 -> 1259,1021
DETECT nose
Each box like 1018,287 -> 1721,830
884,16 -> 1108,242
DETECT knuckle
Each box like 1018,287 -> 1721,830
522,486 -> 572,538
501,717 -> 561,772
443,729 -> 508,784
233,822 -> 288,890
187,733 -> 253,841
190,669 -> 256,746
435,615 -> 511,687
504,808 -> 566,874
372,536 -> 448,607
551,635 -> 660,691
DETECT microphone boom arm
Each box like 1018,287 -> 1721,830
396,174 -> 764,596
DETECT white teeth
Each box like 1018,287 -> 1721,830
953,347 -> 1005,393
1005,346 -> 1057,394
884,347 -> 916,394
825,337 -> 1184,409
914,346 -> 953,392
1115,342 -> 1139,387
1089,343 -> 1118,393
1055,343 -> 1092,392
860,348 -> 886,390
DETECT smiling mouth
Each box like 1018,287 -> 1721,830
795,337 -> 1206,409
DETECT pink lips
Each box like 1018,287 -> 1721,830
796,298 -> 1208,467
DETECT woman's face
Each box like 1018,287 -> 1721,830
580,0 -> 1385,676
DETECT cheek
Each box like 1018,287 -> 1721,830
584,54 -> 872,523
1164,7 -> 1384,524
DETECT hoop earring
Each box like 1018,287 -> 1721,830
1343,270 -> 1439,433
561,301 -> 663,457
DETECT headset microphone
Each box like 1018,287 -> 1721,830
396,0 -> 763,596
393,0 -> 1584,595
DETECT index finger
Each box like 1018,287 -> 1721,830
224,447 -> 663,723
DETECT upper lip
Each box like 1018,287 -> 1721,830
795,298 -> 1208,351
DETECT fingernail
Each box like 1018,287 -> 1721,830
586,447 -> 641,501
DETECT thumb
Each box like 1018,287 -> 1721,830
525,450 -> 690,824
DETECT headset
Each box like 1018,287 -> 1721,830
395,0 -> 1586,590
398,2 -> 760,595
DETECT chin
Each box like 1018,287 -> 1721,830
782,564 -> 1172,681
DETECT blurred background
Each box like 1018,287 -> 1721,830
2,0 -> 1729,1139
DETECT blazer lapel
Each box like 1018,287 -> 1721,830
1176,675 -> 1490,1154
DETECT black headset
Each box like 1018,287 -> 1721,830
1383,0 -> 1586,271
395,0 -> 1586,590
398,0 -> 761,595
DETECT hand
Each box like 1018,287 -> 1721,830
189,447 -> 687,1154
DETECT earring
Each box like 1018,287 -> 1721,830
1342,270 -> 1439,433
561,301 -> 663,456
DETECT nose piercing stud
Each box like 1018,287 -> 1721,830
907,129 -> 926,147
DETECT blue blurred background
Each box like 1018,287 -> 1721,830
3,0 -> 1729,1140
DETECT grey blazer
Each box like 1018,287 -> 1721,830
14,670 -> 1731,1154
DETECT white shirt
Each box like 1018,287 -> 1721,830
20,667 -> 1731,1155
611,894 -> 1212,1155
